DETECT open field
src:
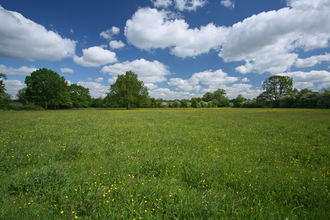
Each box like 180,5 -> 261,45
0,108 -> 329,219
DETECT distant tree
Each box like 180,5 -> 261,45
261,75 -> 293,102
109,71 -> 149,109
202,92 -> 213,102
180,99 -> 189,108
68,83 -> 92,108
91,97 -> 105,108
25,68 -> 69,109
0,73 -> 12,108
173,100 -> 181,108
212,99 -> 218,107
212,89 -> 230,107
17,87 -> 28,105
191,98 -> 199,108
233,94 -> 247,107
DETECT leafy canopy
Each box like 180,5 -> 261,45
109,71 -> 149,109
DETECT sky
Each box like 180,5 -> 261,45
1,0 -> 330,100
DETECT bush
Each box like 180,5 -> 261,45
5,104 -> 45,111
240,99 -> 263,108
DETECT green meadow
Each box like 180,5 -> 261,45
0,108 -> 329,219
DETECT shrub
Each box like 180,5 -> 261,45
5,104 -> 45,111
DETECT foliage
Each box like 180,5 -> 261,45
259,75 -> 293,102
191,98 -> 199,108
68,83 -> 92,108
0,73 -> 12,108
241,99 -> 263,108
211,99 -> 218,107
17,87 -> 28,105
173,100 -> 181,108
25,68 -> 69,109
180,99 -> 189,108
160,102 -> 169,108
4,104 -> 45,111
233,94 -> 247,107
109,71 -> 149,110
0,108 -> 329,219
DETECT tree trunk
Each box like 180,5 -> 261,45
127,102 -> 130,110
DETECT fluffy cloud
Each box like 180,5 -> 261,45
174,0 -> 207,11
0,6 -> 76,61
125,7 -> 230,58
295,53 -> 330,68
151,0 -> 207,11
109,40 -> 125,49
0,65 -> 37,76
278,70 -> 330,88
60,67 -> 74,74
4,80 -> 25,98
100,58 -> 170,83
168,69 -> 238,91
151,0 -> 173,8
221,0 -> 235,9
77,81 -> 109,98
220,0 -> 330,74
95,77 -> 103,83
73,46 -> 118,67
240,77 -> 250,82
100,26 -> 120,40
145,83 -> 158,90
108,77 -> 117,84
150,88 -> 198,100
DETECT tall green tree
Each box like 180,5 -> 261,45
17,87 -> 28,105
68,84 -> 92,108
109,71 -> 149,109
260,75 -> 293,101
25,68 -> 70,109
202,92 -> 213,102
0,73 -> 12,107
233,94 -> 247,107
212,89 -> 230,107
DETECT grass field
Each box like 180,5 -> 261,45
0,108 -> 329,219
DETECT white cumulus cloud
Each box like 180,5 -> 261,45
101,58 -> 170,83
0,64 -> 37,76
60,67 -> 74,74
151,0 -> 173,8
125,7 -> 230,58
109,40 -> 125,49
221,0 -> 235,9
95,77 -> 103,83
168,69 -> 238,91
150,88 -> 198,100
220,0 -> 330,74
77,81 -> 109,98
73,46 -> 118,67
295,53 -> 330,68
0,6 -> 76,61
100,26 -> 120,40
4,80 -> 25,98
277,70 -> 330,88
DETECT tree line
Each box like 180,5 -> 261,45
0,69 -> 329,110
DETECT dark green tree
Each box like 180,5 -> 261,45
0,73 -> 12,108
191,98 -> 199,108
68,83 -> 92,108
261,75 -> 293,101
202,92 -> 213,102
17,87 -> 28,105
180,99 -> 189,108
212,89 -> 230,107
25,68 -> 69,109
233,94 -> 247,107
109,71 -> 149,109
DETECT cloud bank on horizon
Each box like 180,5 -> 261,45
1,0 -> 330,100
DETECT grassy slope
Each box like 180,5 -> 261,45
0,108 -> 329,219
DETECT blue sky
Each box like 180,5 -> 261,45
1,0 -> 330,100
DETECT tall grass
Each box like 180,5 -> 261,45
0,108 -> 329,219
